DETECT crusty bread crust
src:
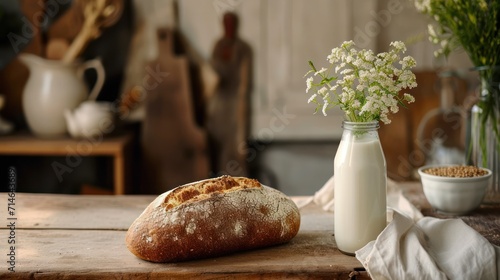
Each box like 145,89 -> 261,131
163,176 -> 261,210
125,175 -> 300,262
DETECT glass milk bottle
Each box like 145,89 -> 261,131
334,121 -> 387,255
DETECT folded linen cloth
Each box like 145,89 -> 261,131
306,175 -> 500,280
357,211 -> 499,280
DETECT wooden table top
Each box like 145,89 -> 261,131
1,183 -> 497,279
0,193 -> 366,279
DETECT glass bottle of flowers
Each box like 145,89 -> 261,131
305,40 -> 417,255
414,0 -> 500,202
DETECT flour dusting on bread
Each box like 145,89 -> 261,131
162,175 -> 261,210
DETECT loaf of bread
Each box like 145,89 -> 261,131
125,175 -> 301,262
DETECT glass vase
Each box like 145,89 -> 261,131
334,121 -> 387,255
468,66 -> 500,203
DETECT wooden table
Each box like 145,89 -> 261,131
0,193 -> 367,279
0,132 -> 133,194
2,183 -> 497,279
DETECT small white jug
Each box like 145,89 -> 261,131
65,101 -> 115,139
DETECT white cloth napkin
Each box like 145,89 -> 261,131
306,175 -> 500,280
357,211 -> 498,280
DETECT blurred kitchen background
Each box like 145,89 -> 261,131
0,0 -> 479,195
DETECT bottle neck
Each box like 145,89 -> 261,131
342,121 -> 380,132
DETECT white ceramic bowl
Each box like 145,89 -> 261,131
417,165 -> 492,215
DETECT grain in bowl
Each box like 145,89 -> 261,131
422,165 -> 488,178
417,165 -> 492,215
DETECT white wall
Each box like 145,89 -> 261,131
172,0 -> 471,141
138,0 -> 473,195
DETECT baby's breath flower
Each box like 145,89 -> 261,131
322,102 -> 329,116
341,41 -> 354,49
427,24 -> 437,37
400,56 -> 416,68
318,86 -> 328,95
380,114 -> 391,124
336,62 -> 347,73
352,100 -> 361,109
307,93 -> 317,104
390,105 -> 399,114
415,0 -> 431,12
390,41 -> 406,52
404,93 -> 415,103
305,41 -> 417,124
340,69 -> 353,75
306,77 -> 314,93
315,67 -> 327,76
368,85 -> 380,94
323,92 -> 330,101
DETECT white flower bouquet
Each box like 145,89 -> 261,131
305,41 -> 417,124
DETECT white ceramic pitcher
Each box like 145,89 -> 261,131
19,53 -> 105,137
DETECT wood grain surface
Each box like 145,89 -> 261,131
0,183 -> 496,279
0,193 -> 366,279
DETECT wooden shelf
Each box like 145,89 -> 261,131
0,132 -> 134,194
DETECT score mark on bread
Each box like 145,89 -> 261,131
126,175 -> 300,263
162,176 -> 260,210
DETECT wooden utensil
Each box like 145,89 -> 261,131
46,38 -> 70,60
62,0 -> 123,63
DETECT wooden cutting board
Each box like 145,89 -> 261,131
141,28 -> 210,194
